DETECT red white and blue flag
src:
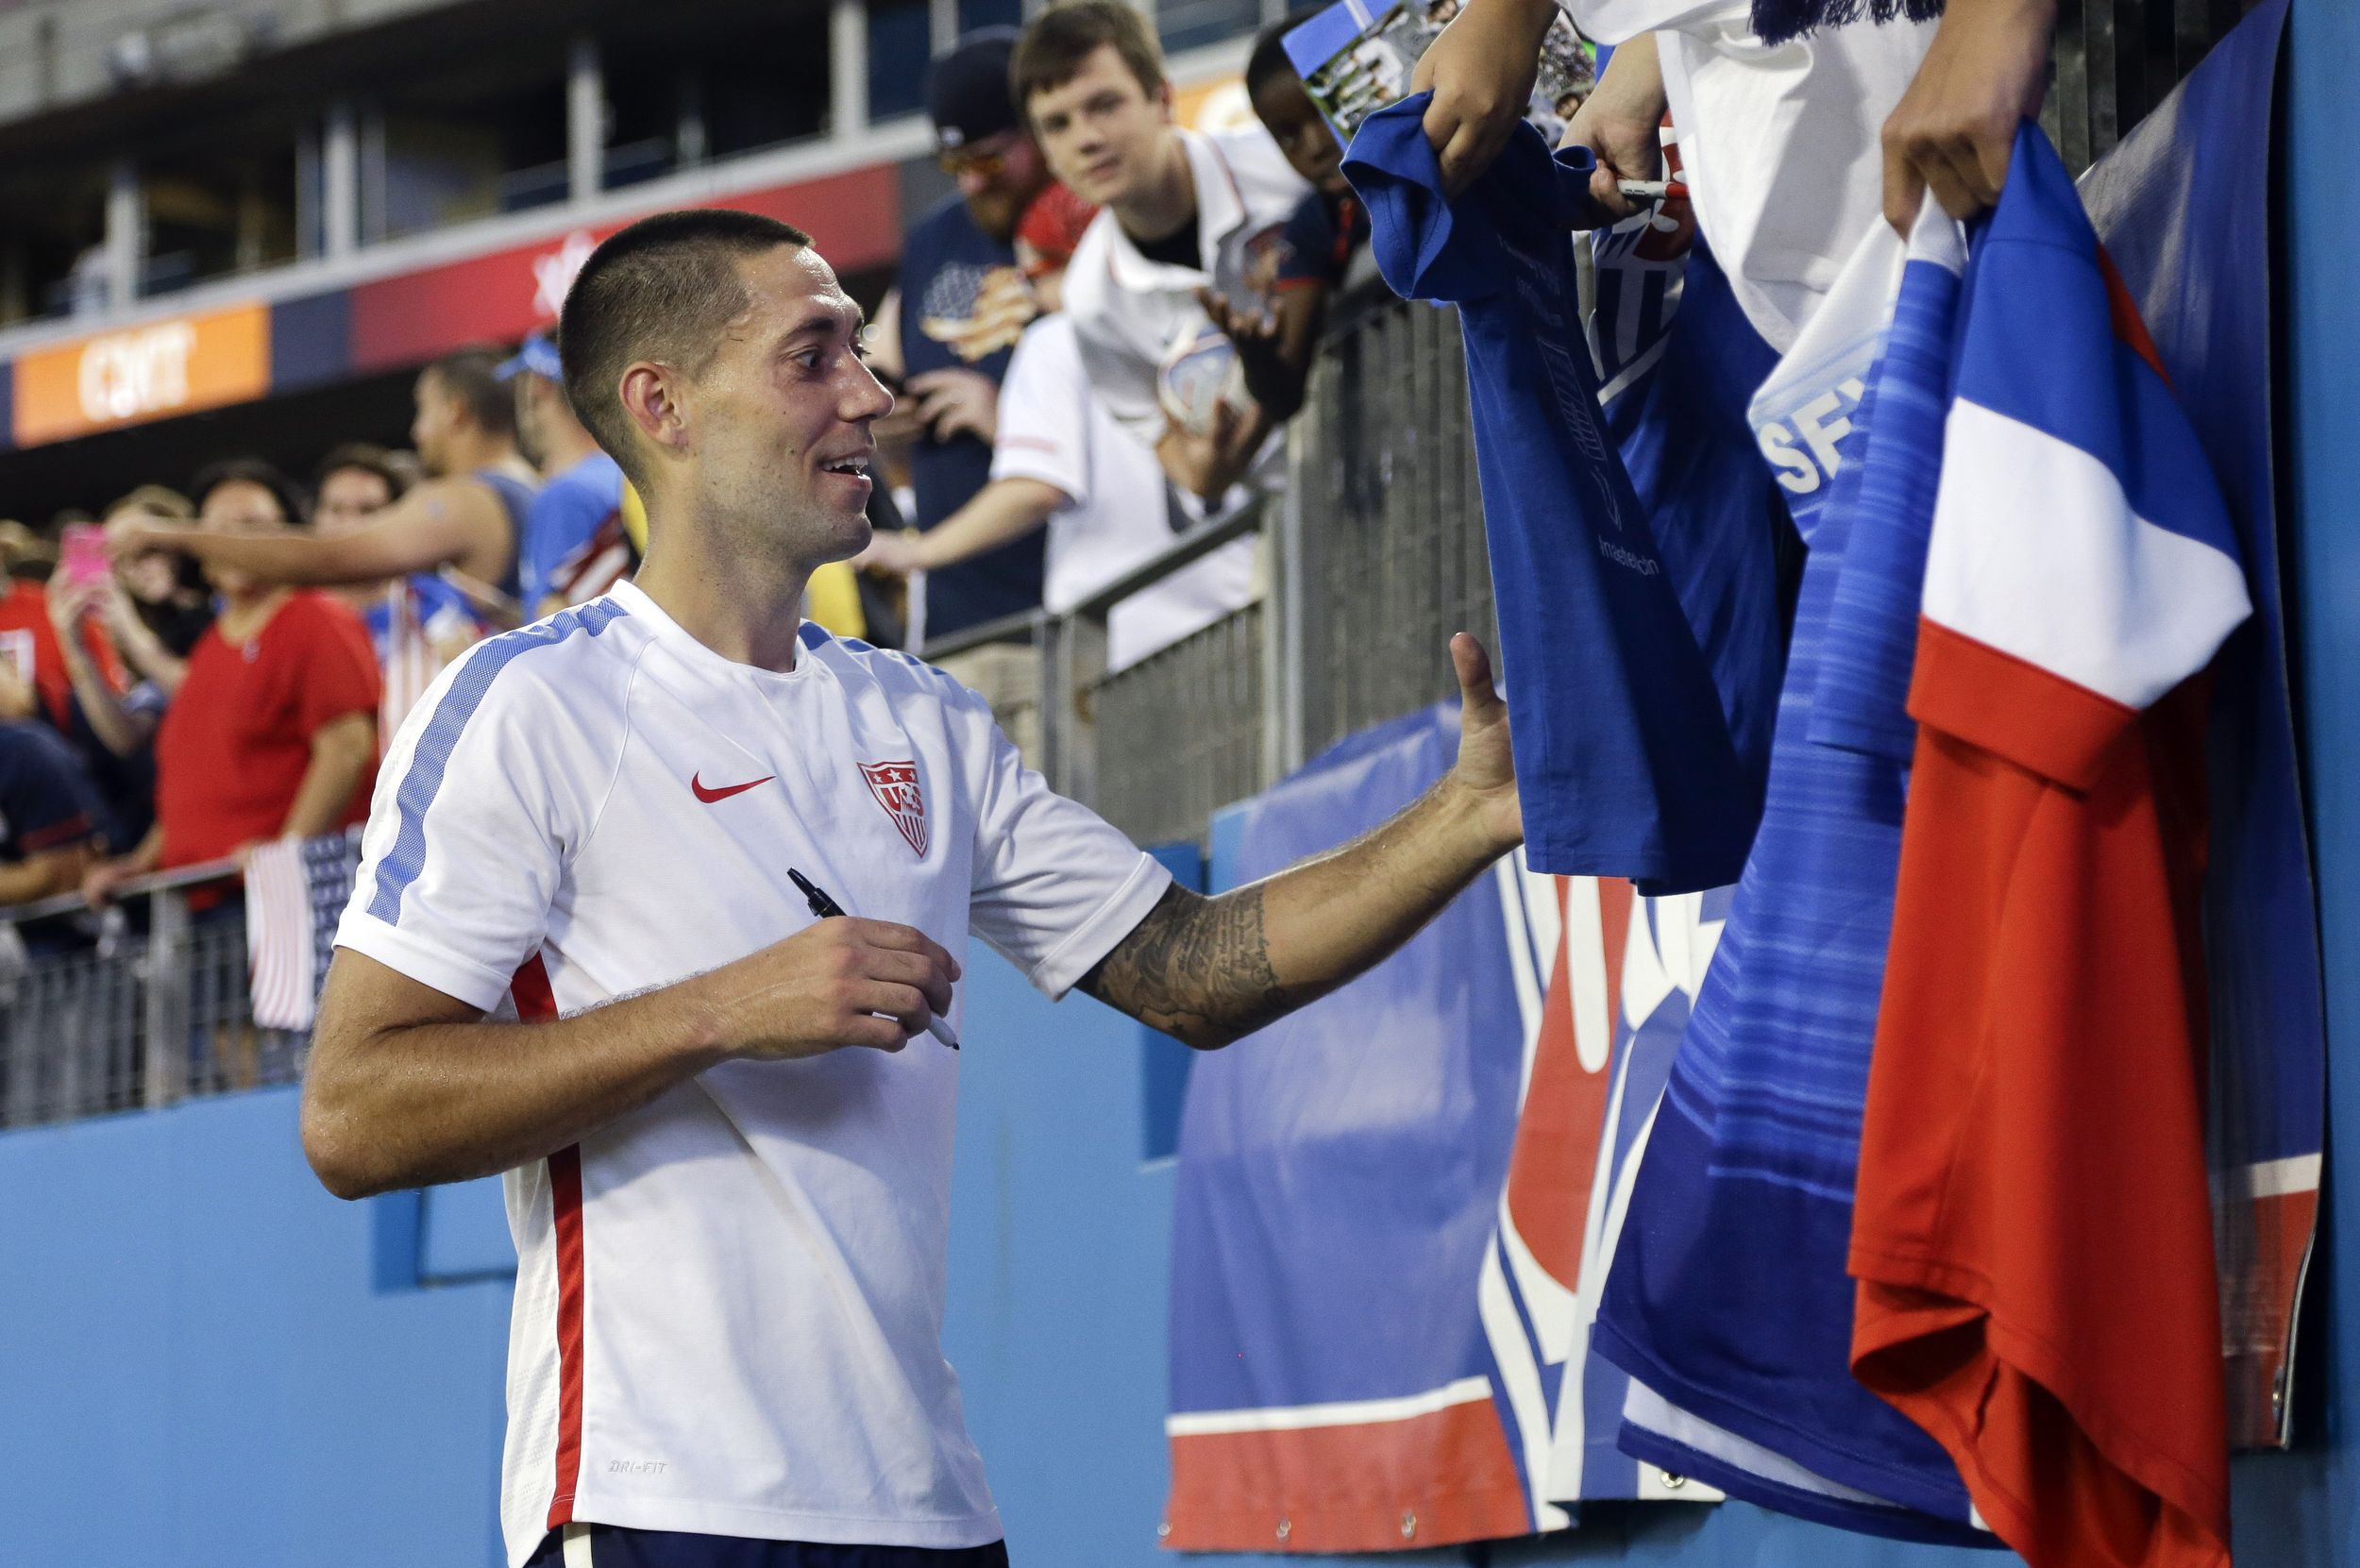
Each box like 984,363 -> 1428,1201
245,827 -> 366,1032
1849,122 -> 2248,1568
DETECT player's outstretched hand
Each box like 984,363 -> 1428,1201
708,917 -> 962,1058
1444,632 -> 1523,854
1409,0 -> 1560,197
1880,0 -> 2056,232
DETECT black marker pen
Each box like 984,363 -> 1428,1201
789,868 -> 960,1050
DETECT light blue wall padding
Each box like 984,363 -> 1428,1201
421,1175 -> 517,1281
939,938 -> 1189,1564
0,1087 -> 514,1568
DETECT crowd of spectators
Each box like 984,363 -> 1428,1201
0,344 -> 648,936
856,6 -> 1374,672
0,4 -> 1376,941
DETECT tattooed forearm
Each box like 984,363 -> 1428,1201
1078,885 -> 1322,1050
1078,771 -> 1517,1050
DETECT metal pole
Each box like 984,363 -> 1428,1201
930,0 -> 959,56
103,158 -> 141,310
323,100 -> 360,260
358,105 -> 387,245
1038,611 -> 1070,793
831,0 -> 870,145
142,888 -> 188,1110
568,37 -> 605,204
1274,419 -> 1309,781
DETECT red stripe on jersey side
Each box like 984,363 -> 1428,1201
511,954 -> 585,1532
514,953 -> 558,1022
546,1144 -> 586,1529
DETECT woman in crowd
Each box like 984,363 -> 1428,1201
81,460 -> 382,904
48,487 -> 218,847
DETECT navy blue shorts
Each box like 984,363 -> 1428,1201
524,1526 -> 1010,1568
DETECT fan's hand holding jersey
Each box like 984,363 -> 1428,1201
334,580 -> 1172,1565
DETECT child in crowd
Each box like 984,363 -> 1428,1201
1198,20 -> 1375,424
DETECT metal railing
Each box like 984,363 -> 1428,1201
2042,0 -> 2262,174
0,856 -> 310,1130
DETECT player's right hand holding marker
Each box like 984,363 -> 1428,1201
699,918 -> 961,1056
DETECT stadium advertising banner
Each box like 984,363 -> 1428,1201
0,160 -> 901,451
347,164 -> 902,373
11,301 -> 270,447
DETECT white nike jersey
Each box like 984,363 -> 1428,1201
335,580 -> 1171,1564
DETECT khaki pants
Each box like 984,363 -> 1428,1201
928,642 -> 1044,771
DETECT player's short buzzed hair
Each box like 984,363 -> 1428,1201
424,346 -> 517,441
559,209 -> 815,489
1011,0 -> 1168,113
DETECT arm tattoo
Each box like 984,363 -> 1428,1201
1078,885 -> 1313,1049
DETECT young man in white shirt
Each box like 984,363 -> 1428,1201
300,210 -> 1526,1568
1011,0 -> 1310,505
854,312 -> 1256,672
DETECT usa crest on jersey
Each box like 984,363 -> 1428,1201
858,760 -> 927,858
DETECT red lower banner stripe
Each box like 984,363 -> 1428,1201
1165,1396 -> 1529,1550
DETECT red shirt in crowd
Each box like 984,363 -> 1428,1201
0,578 -> 127,730
154,590 -> 382,868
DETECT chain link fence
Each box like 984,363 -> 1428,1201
0,867 -> 313,1131
1092,601 -> 1267,850
1290,291 -> 1498,766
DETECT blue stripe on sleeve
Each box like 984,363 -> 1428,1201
365,599 -> 628,926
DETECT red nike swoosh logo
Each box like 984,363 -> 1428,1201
691,772 -> 774,803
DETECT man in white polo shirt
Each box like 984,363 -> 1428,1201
1012,0 -> 1308,505
854,311 -> 1256,672
300,210 -> 1526,1568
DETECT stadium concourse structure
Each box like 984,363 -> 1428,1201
0,0 -> 1276,518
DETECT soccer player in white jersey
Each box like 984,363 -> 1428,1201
300,210 -> 1527,1568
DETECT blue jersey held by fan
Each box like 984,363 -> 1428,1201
1344,100 -> 1758,894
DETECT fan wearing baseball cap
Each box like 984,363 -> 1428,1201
866,28 -> 1095,646
501,329 -> 639,618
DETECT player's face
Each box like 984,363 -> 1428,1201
942,129 -> 1050,244
410,370 -> 459,477
196,478 -> 287,597
1253,73 -> 1348,196
684,244 -> 892,564
315,466 -> 393,538
1025,45 -> 1173,210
